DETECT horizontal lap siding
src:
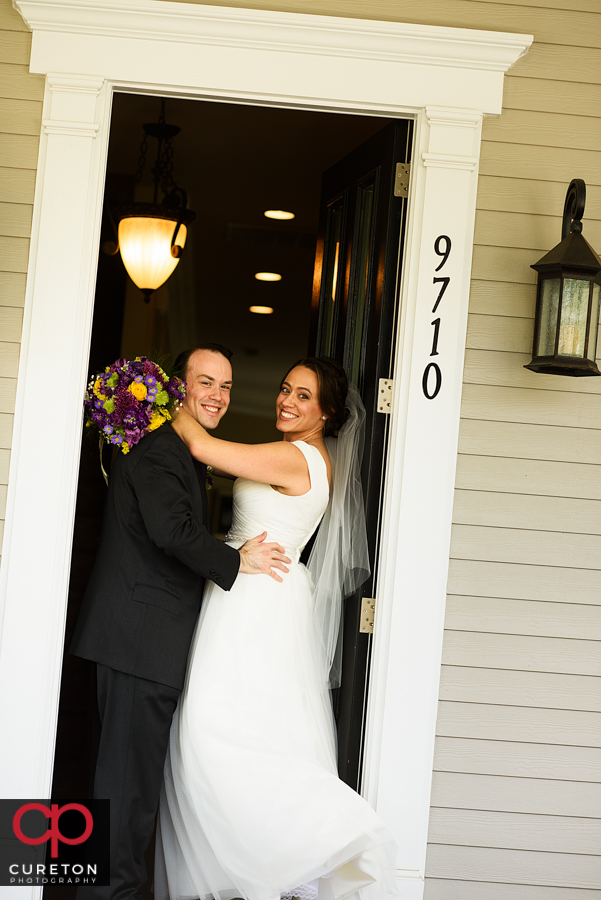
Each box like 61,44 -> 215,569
420,0 -> 601,895
0,0 -> 43,559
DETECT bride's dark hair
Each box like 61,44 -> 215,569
282,357 -> 349,437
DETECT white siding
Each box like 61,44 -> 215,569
425,0 -> 601,894
0,0 -> 42,559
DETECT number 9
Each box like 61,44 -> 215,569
434,235 -> 451,271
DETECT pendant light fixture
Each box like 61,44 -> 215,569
107,99 -> 195,303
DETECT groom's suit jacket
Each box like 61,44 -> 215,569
70,423 -> 239,690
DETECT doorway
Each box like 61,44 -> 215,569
51,93 -> 411,819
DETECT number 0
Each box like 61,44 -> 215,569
422,362 -> 442,400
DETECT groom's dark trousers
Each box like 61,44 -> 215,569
70,424 -> 240,900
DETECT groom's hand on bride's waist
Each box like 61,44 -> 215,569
238,532 -> 291,582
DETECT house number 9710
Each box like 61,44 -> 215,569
422,235 -> 451,400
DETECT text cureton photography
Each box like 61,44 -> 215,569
0,800 -> 110,887
8,862 -> 99,885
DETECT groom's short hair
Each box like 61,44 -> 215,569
174,344 -> 233,380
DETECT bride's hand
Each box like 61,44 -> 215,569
172,407 -> 239,477
171,405 -> 205,438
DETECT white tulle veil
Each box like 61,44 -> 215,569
306,383 -> 370,687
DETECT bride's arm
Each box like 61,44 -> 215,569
171,407 -> 307,490
210,467 -> 235,480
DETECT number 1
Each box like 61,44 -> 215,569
430,318 -> 441,356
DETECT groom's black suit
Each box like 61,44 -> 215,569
71,423 -> 239,900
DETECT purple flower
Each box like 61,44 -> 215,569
143,360 -> 159,376
85,356 -> 185,460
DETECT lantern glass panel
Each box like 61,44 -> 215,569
558,279 -> 591,358
536,277 -> 560,357
587,282 -> 601,361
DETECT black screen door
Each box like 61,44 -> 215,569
308,119 -> 413,789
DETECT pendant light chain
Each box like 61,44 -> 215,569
134,99 -> 177,196
160,138 -> 175,195
134,134 -> 148,185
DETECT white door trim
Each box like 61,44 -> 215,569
0,3 -> 531,897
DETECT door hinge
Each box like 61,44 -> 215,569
377,378 -> 393,414
394,162 -> 411,198
360,598 -> 376,634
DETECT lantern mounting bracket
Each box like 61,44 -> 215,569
562,178 -> 586,240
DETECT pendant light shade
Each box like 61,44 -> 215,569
107,100 -> 195,302
117,209 -> 191,299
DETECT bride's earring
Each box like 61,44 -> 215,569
321,416 -> 326,420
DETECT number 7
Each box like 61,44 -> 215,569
432,277 -> 450,313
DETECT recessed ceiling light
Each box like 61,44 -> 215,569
264,210 -> 295,220
255,272 -> 282,282
249,306 -> 274,315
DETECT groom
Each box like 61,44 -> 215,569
71,343 -> 289,900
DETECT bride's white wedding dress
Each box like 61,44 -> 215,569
155,441 -> 397,900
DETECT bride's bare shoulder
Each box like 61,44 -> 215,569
300,439 -> 331,487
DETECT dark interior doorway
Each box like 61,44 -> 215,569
47,93 -> 397,900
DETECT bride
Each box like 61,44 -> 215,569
155,357 -> 397,900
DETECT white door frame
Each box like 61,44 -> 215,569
0,3 -> 531,897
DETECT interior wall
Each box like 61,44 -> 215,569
0,0 -> 43,563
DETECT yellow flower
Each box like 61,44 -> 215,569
162,408 -> 172,421
148,411 -> 165,431
93,379 -> 107,401
121,443 -> 130,455
129,381 -> 147,401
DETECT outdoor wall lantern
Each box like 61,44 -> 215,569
525,179 -> 601,376
107,100 -> 195,303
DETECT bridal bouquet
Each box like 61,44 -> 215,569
84,356 -> 186,481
